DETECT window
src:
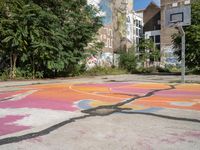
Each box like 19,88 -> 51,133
150,36 -> 154,42
139,29 -> 143,37
156,44 -> 160,51
109,39 -> 113,48
136,20 -> 139,27
155,35 -> 160,43
136,29 -> 139,36
107,39 -> 110,48
139,21 -> 141,27
136,37 -> 139,45
105,38 -> 108,47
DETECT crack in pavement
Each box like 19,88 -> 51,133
82,85 -> 176,115
0,115 -> 92,146
1,84 -> 199,146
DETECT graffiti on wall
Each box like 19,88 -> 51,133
162,46 -> 179,66
86,52 -> 119,69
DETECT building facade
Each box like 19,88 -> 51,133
160,0 -> 191,65
135,2 -> 161,66
88,0 -> 134,52
133,11 -> 143,52
86,0 -> 134,68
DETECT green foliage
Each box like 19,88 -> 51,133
0,0 -> 102,79
138,38 -> 160,67
136,67 -> 158,74
83,66 -> 127,76
172,0 -> 200,69
119,47 -> 137,73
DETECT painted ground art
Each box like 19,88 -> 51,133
0,82 -> 200,144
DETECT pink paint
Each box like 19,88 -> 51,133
0,99 -> 77,111
0,90 -> 29,99
112,88 -> 151,95
156,90 -> 200,97
0,115 -> 30,136
183,131 -> 200,138
74,83 -> 133,88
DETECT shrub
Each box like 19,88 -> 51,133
119,49 -> 137,73
83,66 -> 127,76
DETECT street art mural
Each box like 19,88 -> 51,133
86,53 -> 119,69
162,46 -> 180,66
0,82 -> 200,138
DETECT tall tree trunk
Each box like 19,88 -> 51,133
32,56 -> 35,79
9,53 -> 13,78
10,53 -> 17,79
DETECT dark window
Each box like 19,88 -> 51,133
139,21 -> 141,26
139,29 -> 143,37
155,35 -> 160,43
136,29 -> 139,36
136,20 -> 139,27
156,44 -> 160,51
150,36 -> 154,42
136,37 -> 139,45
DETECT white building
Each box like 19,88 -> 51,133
132,11 -> 144,52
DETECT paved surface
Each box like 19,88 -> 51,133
0,75 -> 200,149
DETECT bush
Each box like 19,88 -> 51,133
191,68 -> 200,75
0,69 -> 10,81
156,66 -> 170,73
83,66 -> 127,76
135,67 -> 158,74
119,50 -> 137,73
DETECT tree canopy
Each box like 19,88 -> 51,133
0,0 -> 102,78
172,0 -> 200,70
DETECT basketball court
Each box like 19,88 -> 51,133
0,78 -> 199,149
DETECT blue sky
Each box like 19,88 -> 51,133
134,0 -> 160,11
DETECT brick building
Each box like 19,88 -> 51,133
160,0 -> 191,65
136,2 -> 161,65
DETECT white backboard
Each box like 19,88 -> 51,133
165,5 -> 191,27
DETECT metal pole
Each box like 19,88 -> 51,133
181,30 -> 186,83
177,25 -> 185,83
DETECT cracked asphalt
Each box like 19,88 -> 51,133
0,74 -> 200,150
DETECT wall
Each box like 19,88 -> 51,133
160,0 -> 190,65
143,2 -> 161,32
86,53 -> 119,69
87,0 -> 134,69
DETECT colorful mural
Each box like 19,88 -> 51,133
86,53 -> 119,69
0,82 -> 200,138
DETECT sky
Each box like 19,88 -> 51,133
134,0 -> 160,11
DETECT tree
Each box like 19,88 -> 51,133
172,0 -> 200,70
119,46 -> 137,73
138,38 -> 160,67
0,0 -> 103,78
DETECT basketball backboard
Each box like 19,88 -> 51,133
165,5 -> 191,27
